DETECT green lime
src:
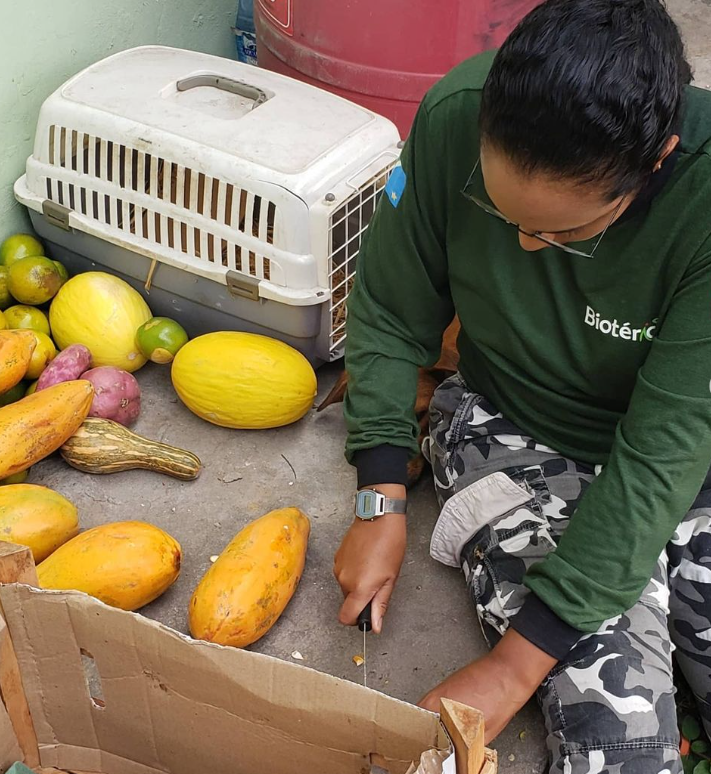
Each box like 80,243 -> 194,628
25,380 -> 38,396
3,305 -> 51,336
53,260 -> 69,285
0,267 -> 12,310
136,316 -> 189,364
0,233 -> 44,267
0,381 -> 27,407
0,469 -> 29,485
7,256 -> 62,305
0,309 -> 6,330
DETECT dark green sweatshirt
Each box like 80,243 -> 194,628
343,51 -> 711,652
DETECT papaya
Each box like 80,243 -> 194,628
0,380 -> 94,479
0,329 -> 36,394
37,521 -> 181,611
0,484 -> 79,561
189,508 -> 310,648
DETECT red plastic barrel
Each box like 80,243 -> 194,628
255,0 -> 541,137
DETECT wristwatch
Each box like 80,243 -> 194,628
355,489 -> 407,521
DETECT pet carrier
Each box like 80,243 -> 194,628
14,46 -> 401,364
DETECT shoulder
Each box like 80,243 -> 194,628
421,50 -> 496,123
681,85 -> 711,158
674,89 -> 711,252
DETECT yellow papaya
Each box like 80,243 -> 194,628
189,507 -> 310,647
0,380 -> 94,479
38,521 -> 181,611
0,329 -> 36,394
0,484 -> 78,561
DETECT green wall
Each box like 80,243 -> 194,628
1,0 -> 237,241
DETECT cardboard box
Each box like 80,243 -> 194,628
0,544 -> 496,774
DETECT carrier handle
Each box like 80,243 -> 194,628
176,75 -> 269,108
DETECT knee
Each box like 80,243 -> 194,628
545,682 -> 680,749
543,663 -> 681,773
541,622 -> 680,758
556,745 -> 680,774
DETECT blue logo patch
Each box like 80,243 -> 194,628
385,165 -> 407,208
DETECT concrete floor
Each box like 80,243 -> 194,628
27,2 -> 711,772
32,363 -> 547,772
675,0 -> 711,90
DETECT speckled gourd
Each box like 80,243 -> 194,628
60,417 -> 202,480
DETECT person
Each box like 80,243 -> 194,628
333,0 -> 711,772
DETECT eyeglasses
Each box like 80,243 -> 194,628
461,158 -> 626,259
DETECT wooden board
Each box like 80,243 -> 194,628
439,699 -> 487,774
0,544 -> 38,587
0,545 -> 39,768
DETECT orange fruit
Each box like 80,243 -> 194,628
3,305 -> 51,336
53,261 -> 69,286
0,234 -> 44,267
25,331 -> 57,380
7,256 -> 63,305
0,267 -> 11,310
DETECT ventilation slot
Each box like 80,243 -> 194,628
45,127 -> 282,283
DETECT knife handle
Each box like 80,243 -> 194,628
357,601 -> 373,632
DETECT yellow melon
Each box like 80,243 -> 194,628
49,272 -> 152,372
171,332 -> 317,429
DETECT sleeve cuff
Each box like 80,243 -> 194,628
353,445 -> 410,488
510,594 -> 584,660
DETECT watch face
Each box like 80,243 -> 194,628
356,490 -> 378,519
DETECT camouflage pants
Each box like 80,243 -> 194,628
422,374 -> 711,774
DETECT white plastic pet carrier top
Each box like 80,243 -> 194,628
15,46 -> 401,364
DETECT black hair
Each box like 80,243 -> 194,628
479,0 -> 692,199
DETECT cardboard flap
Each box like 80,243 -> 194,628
0,586 -> 441,774
0,616 -> 28,769
0,681 -> 21,771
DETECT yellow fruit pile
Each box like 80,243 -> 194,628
0,232 -> 316,638
0,233 -> 69,395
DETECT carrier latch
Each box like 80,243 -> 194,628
226,270 -> 261,301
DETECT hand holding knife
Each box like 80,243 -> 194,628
358,601 -> 372,688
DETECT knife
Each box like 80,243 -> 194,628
357,602 -> 372,688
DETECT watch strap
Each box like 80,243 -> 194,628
381,496 -> 407,514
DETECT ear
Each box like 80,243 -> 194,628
654,135 -> 680,171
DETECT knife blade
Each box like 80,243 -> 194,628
357,602 -> 372,688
